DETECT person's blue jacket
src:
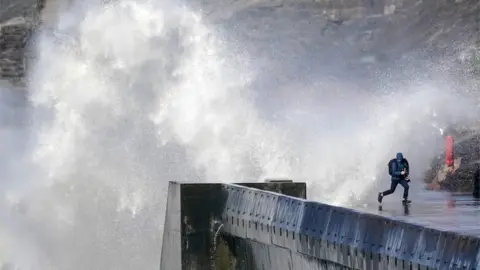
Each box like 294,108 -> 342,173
391,153 -> 409,180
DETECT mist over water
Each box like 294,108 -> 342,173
0,0 -> 478,268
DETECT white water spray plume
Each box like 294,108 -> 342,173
0,0 -> 478,268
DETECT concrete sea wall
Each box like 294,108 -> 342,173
160,181 -> 480,269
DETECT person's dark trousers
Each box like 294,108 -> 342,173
381,179 -> 409,199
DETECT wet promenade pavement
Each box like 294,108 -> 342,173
357,190 -> 480,237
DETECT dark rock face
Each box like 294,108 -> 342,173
0,0 -> 478,83
424,129 -> 480,193
0,0 -> 41,83
0,24 -> 32,79
200,0 -> 479,111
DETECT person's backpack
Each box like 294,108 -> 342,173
388,159 -> 396,176
388,158 -> 409,176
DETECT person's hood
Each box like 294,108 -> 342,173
396,152 -> 403,161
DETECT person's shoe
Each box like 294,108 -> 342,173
377,192 -> 383,203
402,199 -> 411,204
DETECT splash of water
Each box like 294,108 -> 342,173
0,0 -> 477,269
1,0 -> 296,268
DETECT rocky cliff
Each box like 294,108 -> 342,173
0,0 -> 40,83
0,0 -> 478,84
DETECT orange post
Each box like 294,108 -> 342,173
445,135 -> 454,167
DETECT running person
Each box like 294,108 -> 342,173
378,152 -> 411,203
